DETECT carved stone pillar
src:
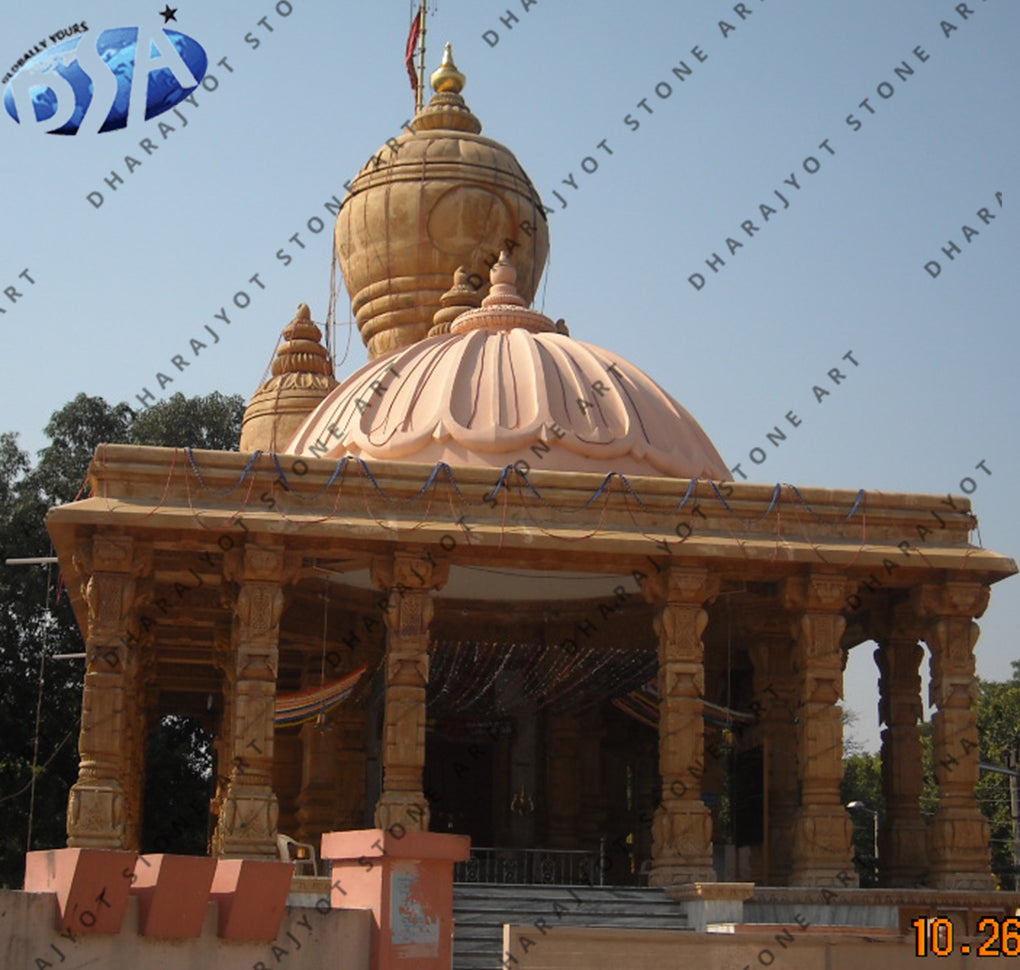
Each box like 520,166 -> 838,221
747,627 -> 799,885
508,699 -> 538,849
915,582 -> 995,890
546,710 -> 582,848
371,551 -> 447,833
577,706 -> 606,848
644,566 -> 719,886
873,605 -> 927,887
296,718 -> 340,841
213,543 -> 298,858
124,648 -> 158,851
334,705 -> 368,830
782,573 -> 857,887
210,630 -> 233,853
67,534 -> 151,849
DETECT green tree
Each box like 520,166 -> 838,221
128,391 -> 243,453
974,663 -> 1020,888
0,392 -> 244,886
841,751 -> 883,886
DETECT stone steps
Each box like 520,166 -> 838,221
452,884 -> 691,970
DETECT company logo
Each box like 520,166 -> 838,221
3,24 -> 208,135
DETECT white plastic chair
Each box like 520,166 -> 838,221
277,833 -> 319,876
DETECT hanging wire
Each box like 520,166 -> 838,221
26,551 -> 57,853
320,577 -> 329,689
326,241 -> 339,371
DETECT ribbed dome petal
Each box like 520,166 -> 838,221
287,331 -> 728,480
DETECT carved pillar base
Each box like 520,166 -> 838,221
882,818 -> 929,888
926,809 -> 996,890
375,790 -> 429,833
218,785 -> 280,859
67,783 -> 128,849
787,809 -> 858,888
648,801 -> 715,886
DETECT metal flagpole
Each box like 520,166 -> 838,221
416,2 -> 427,113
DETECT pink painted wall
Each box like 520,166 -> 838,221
1,890 -> 371,970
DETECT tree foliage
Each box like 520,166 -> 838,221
0,392 -> 243,887
843,664 -> 1020,890
841,752 -> 883,886
975,662 -> 1020,888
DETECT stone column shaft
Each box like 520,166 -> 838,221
874,612 -> 927,887
67,535 -> 149,850
373,552 -> 446,833
333,706 -> 369,831
214,544 -> 295,858
783,574 -> 857,887
645,566 -> 719,886
916,582 -> 995,890
546,711 -> 582,848
748,636 -> 799,885
577,706 -> 606,848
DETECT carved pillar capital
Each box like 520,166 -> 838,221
781,572 -> 855,616
371,548 -> 450,595
642,565 -> 720,609
913,581 -> 990,623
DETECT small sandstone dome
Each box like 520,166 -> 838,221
336,44 -> 549,360
240,304 -> 338,453
287,256 -> 727,480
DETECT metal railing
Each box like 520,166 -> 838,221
455,844 -> 605,886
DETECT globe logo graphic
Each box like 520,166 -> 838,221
3,27 -> 208,135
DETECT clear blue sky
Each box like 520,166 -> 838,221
2,0 -> 1017,753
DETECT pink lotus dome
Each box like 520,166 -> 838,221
287,257 -> 728,480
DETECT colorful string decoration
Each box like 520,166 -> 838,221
274,666 -> 367,727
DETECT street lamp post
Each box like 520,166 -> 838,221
846,800 -> 879,885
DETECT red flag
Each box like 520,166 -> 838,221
405,7 -> 422,94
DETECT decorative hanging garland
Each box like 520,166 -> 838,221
106,448 -> 941,578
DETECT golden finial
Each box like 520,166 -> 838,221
430,42 -> 465,94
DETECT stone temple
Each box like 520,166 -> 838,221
11,41 -> 1018,970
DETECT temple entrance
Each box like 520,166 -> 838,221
425,726 -> 497,843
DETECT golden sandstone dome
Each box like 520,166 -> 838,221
336,44 -> 550,359
286,255 -> 728,479
246,45 -> 727,480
